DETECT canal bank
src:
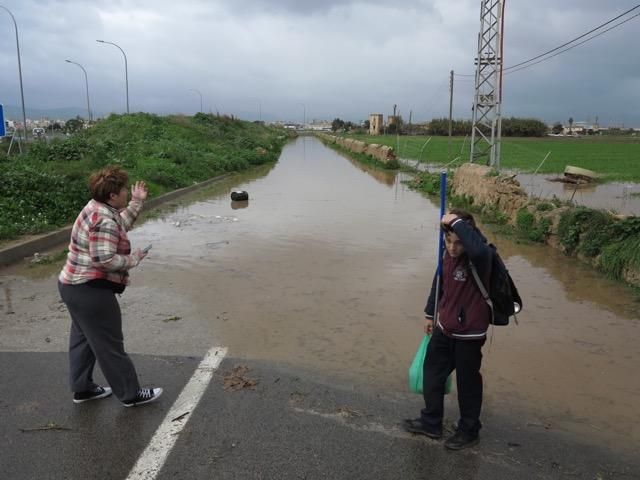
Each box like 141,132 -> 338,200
2,137 -> 639,477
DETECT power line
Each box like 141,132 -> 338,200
454,4 -> 640,77
504,11 -> 640,75
505,4 -> 639,71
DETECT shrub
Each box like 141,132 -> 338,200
516,208 -> 549,242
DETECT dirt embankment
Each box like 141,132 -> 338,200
316,133 -> 396,164
452,163 -> 640,287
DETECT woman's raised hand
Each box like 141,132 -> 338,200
131,181 -> 148,201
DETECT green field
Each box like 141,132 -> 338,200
348,134 -> 640,182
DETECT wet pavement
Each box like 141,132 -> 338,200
1,137 -> 640,478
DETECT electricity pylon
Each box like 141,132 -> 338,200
470,0 -> 505,168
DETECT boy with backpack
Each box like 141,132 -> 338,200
404,209 -> 493,450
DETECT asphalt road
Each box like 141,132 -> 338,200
1,351 -> 638,480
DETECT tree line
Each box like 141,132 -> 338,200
420,117 -> 548,137
331,117 -> 550,137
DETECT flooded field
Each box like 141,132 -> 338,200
517,172 -> 640,215
406,158 -> 640,216
2,136 -> 639,455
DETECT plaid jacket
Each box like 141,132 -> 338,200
58,198 -> 144,286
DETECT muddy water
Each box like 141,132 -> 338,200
516,172 -> 640,215
2,137 -> 639,453
409,159 -> 640,215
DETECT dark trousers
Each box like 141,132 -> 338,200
421,327 -> 485,435
58,281 -> 140,402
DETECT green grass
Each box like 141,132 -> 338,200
0,113 -> 292,240
347,134 -> 640,182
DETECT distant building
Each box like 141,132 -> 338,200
369,114 -> 383,135
387,115 -> 401,126
562,121 -> 598,136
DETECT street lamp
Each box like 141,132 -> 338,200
298,102 -> 306,128
96,39 -> 129,114
247,97 -> 262,121
0,5 -> 28,141
65,60 -> 92,121
189,89 -> 203,113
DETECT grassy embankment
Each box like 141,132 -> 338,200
348,134 -> 640,182
0,113 -> 292,240
410,161 -> 640,287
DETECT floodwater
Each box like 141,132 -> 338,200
404,157 -> 640,216
2,137 -> 639,455
517,172 -> 640,216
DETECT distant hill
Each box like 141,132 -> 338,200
2,105 -> 102,121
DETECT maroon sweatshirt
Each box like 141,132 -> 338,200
436,253 -> 491,339
424,219 -> 492,339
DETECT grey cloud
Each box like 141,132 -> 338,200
0,0 -> 638,124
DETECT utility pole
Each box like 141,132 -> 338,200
409,110 -> 413,135
1,5 -> 28,142
470,0 -> 505,168
448,69 -> 454,160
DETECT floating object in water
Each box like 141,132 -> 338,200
230,190 -> 249,201
564,165 -> 599,183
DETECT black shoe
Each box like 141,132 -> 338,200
122,387 -> 163,407
402,418 -> 442,439
444,430 -> 479,450
73,386 -> 112,404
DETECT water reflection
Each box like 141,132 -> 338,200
230,200 -> 249,210
516,172 -> 640,215
486,228 -> 639,319
343,155 -> 398,187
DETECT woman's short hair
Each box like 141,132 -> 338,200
89,166 -> 129,203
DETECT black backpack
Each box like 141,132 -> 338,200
469,245 -> 522,326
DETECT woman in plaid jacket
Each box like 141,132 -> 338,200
58,166 -> 162,407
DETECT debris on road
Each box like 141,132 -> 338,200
223,365 -> 258,391
19,421 -> 72,433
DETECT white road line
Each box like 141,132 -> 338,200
126,346 -> 228,480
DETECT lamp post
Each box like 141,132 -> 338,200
96,40 -> 129,114
298,102 -> 306,128
65,60 -> 92,121
248,97 -> 262,121
189,89 -> 203,113
1,5 -> 28,141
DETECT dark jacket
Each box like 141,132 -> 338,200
424,218 -> 493,339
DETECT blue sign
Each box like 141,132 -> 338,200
0,104 -> 5,137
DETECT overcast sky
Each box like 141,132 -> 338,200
1,0 -> 639,125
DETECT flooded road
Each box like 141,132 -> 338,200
2,136 -> 639,456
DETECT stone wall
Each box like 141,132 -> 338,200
451,163 -> 528,223
316,133 -> 396,164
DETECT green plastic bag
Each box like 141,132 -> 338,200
408,334 -> 452,394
